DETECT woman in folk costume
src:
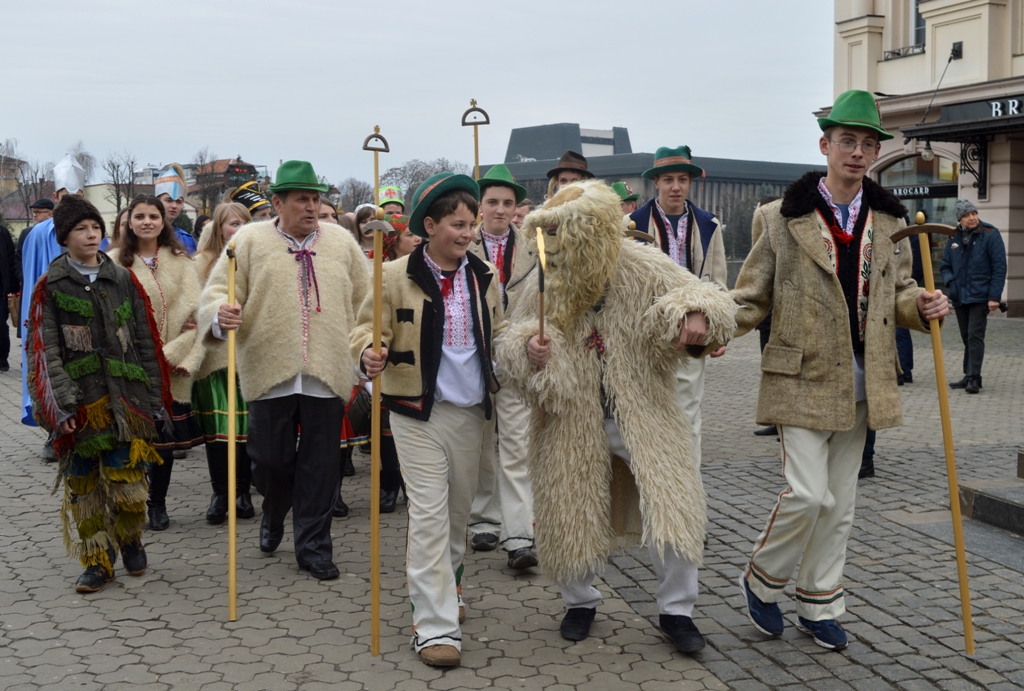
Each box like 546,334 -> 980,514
109,195 -> 206,531
495,181 -> 736,653
191,203 -> 255,524
28,196 -> 171,592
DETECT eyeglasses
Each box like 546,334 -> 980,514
828,138 -> 879,155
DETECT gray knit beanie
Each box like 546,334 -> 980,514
955,199 -> 978,221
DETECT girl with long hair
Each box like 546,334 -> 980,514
109,195 -> 205,530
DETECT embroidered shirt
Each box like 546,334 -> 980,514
817,177 -> 863,244
423,251 -> 484,407
481,228 -> 511,299
655,199 -> 689,268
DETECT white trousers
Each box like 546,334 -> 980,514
744,401 -> 868,621
675,357 -> 705,466
390,401 -> 488,652
468,387 -> 535,551
557,419 -> 699,617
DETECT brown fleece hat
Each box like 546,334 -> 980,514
53,195 -> 106,246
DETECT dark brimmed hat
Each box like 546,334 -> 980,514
642,146 -> 705,180
409,172 -> 480,238
546,150 -> 594,180
30,198 -> 55,211
53,195 -> 106,246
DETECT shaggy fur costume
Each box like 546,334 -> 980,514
495,181 -> 737,582
108,248 -> 205,403
199,221 -> 370,401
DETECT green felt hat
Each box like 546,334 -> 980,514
478,164 -> 528,204
611,181 -> 639,202
268,160 -> 329,194
409,172 -> 481,238
817,89 -> 893,141
378,185 -> 404,208
642,146 -> 705,180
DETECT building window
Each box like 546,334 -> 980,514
912,0 -> 926,47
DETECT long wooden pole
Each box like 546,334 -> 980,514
370,153 -> 382,658
916,228 -> 974,654
226,242 -> 238,622
473,123 -> 480,180
536,227 -> 546,428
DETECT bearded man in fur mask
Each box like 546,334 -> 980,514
495,180 -> 736,654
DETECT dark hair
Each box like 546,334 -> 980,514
194,214 -> 211,238
353,206 -> 376,243
111,207 -> 129,246
518,198 -> 535,208
118,195 -> 186,267
758,195 -> 781,207
338,214 -> 357,233
426,190 -> 479,224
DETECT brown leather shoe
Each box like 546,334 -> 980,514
420,644 -> 460,667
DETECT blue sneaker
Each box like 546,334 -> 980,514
796,616 -> 848,650
739,573 -> 784,636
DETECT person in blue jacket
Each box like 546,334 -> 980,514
940,199 -> 1007,394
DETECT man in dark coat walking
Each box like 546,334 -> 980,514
940,199 -> 1007,394
0,223 -> 19,370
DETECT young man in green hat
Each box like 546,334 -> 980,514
629,146 -> 727,468
378,185 -> 405,216
353,172 -> 505,668
731,90 -> 948,650
201,160 -> 369,582
465,164 -> 539,570
612,181 -> 640,215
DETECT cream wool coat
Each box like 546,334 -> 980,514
496,238 -> 737,581
108,247 -> 205,403
192,252 -> 229,381
732,172 -> 931,432
199,221 -> 370,402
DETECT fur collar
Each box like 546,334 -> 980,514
780,171 -> 906,220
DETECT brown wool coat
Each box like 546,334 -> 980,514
732,172 -> 932,432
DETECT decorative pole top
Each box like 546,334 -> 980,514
374,125 -> 380,134
470,99 -> 477,107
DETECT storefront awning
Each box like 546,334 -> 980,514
901,114 -> 1024,142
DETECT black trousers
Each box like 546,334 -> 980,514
248,394 -> 343,567
148,450 -> 173,508
0,299 -> 9,365
954,303 -> 989,379
206,442 -> 252,494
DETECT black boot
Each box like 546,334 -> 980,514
75,564 -> 114,593
236,492 -> 256,519
147,450 -> 173,530
659,614 -> 706,653
949,376 -> 970,389
333,494 -> 349,518
965,376 -> 981,394
235,444 -> 255,518
121,540 -> 148,576
380,489 -> 399,514
205,444 -> 229,524
754,425 -> 778,437
560,607 -> 597,641
342,447 -> 355,477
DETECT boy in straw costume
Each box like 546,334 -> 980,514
201,161 -> 369,581
466,164 -> 539,569
29,196 -> 170,592
354,172 -> 504,668
496,180 -> 736,653
629,146 -> 728,469
732,90 -> 948,649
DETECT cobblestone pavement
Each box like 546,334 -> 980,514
1,313 -> 1021,690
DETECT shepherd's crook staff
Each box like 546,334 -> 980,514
226,241 -> 238,621
891,213 -> 974,654
462,99 -> 490,179
535,227 -> 547,428
362,126 -> 390,656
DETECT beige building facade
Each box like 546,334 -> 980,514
833,0 -> 1022,316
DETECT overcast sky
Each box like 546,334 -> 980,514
2,0 -> 834,186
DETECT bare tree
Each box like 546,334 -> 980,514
102,150 -> 138,214
15,160 -> 51,226
379,158 -> 471,206
68,141 -> 96,183
192,146 -> 221,214
337,177 -> 373,211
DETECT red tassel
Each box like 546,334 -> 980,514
128,270 -> 175,414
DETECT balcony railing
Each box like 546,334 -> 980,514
884,44 -> 926,60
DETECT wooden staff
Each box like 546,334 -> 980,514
226,241 -> 238,621
362,126 -> 390,657
535,227 -> 547,428
891,212 -> 974,654
462,99 -> 490,180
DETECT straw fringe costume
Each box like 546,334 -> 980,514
495,182 -> 736,587
29,253 -> 171,571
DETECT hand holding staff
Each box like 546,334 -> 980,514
891,212 -> 974,654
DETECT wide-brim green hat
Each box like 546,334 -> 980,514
611,181 -> 639,202
409,172 -> 481,238
642,146 -> 705,180
478,164 -> 528,204
817,89 -> 893,141
267,160 -> 329,193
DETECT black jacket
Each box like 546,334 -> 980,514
0,225 -> 18,297
940,221 -> 1006,306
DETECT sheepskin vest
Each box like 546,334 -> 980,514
495,239 -> 737,581
198,221 -> 370,401
108,247 -> 205,403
